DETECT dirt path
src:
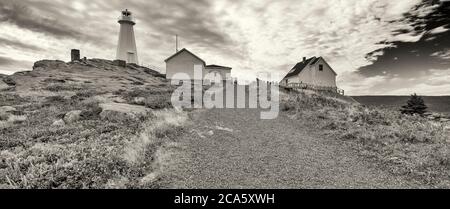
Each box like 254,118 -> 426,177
160,108 -> 418,189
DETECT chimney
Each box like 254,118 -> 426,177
303,57 -> 306,62
71,49 -> 80,61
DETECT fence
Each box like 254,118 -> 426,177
282,83 -> 345,95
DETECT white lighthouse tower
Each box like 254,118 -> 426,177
116,9 -> 138,64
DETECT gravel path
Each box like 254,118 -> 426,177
161,108 -> 418,189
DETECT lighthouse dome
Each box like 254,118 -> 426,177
118,9 -> 135,25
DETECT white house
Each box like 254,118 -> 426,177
280,56 -> 337,88
165,48 -> 232,83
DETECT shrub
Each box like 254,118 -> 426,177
401,93 -> 428,116
143,95 -> 172,109
80,101 -> 102,120
44,83 -> 85,92
45,95 -> 67,104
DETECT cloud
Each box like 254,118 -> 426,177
0,0 -> 83,39
0,56 -> 17,66
0,0 -> 448,95
341,68 -> 450,96
358,0 -> 450,78
0,56 -> 33,74
0,37 -> 41,51
428,25 -> 449,34
431,50 -> 450,60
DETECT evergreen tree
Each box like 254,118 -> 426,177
400,93 -> 427,116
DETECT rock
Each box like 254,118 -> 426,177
7,115 -> 27,124
0,106 -> 16,113
52,119 -> 66,126
133,97 -> 146,105
99,103 -> 150,121
2,77 -> 16,86
140,172 -> 158,185
440,118 -> 450,123
113,97 -> 127,103
0,113 -> 10,121
0,81 -> 9,90
63,110 -> 82,124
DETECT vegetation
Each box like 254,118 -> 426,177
0,89 -> 187,188
281,89 -> 450,187
116,86 -> 174,110
0,59 -> 186,188
400,93 -> 428,116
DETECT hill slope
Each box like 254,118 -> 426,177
0,59 -> 187,189
281,90 -> 450,187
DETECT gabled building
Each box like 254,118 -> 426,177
281,56 -> 337,88
165,48 -> 232,82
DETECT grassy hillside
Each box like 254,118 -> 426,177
0,59 -> 187,189
353,96 -> 450,114
281,89 -> 450,187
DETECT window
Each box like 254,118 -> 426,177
319,65 -> 324,71
286,79 -> 289,84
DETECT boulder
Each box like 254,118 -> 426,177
99,103 -> 150,121
441,118 -> 450,123
52,119 -> 66,126
0,106 -> 16,113
113,97 -> 127,103
0,81 -> 9,90
2,77 -> 16,86
133,97 -> 146,105
63,110 -> 82,124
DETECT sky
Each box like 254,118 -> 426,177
0,0 -> 449,95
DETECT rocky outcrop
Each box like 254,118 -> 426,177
2,76 -> 16,86
0,106 -> 16,113
63,110 -> 83,124
52,119 -> 66,126
32,60 -> 67,71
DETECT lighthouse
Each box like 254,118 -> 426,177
116,9 -> 138,64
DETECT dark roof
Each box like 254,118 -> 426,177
206,64 -> 232,70
283,57 -> 317,79
164,48 -> 206,65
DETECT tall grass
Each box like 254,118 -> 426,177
281,89 -> 450,187
0,89 -> 187,188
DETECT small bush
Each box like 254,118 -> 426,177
143,95 -> 172,109
401,93 -> 428,116
80,101 -> 102,120
45,95 -> 67,103
44,83 -> 85,92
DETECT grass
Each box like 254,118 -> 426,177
44,83 -> 86,92
117,87 -> 174,110
281,89 -> 450,187
0,86 -> 187,188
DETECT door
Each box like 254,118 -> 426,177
127,52 -> 135,63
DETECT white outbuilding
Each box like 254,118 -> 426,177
165,48 -> 232,83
